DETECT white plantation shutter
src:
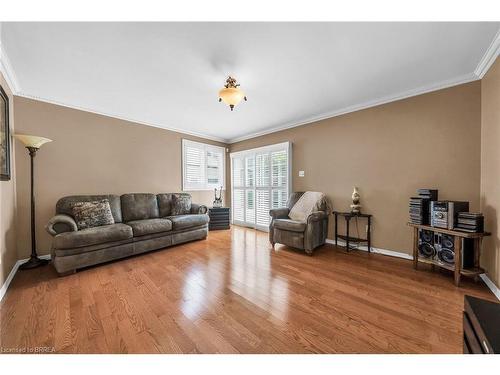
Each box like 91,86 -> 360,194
182,139 -> 225,191
206,149 -> 223,187
231,142 -> 291,231
233,189 -> 245,222
256,190 -> 271,227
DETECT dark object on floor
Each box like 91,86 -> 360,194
463,295 -> 500,354
208,207 -> 230,230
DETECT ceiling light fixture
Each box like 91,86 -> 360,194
218,76 -> 247,111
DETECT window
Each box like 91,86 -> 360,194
182,139 -> 225,191
230,142 -> 291,231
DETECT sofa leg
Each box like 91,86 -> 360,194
58,269 -> 76,277
305,249 -> 313,256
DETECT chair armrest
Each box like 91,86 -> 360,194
190,203 -> 208,214
45,214 -> 78,236
307,211 -> 328,223
269,208 -> 290,219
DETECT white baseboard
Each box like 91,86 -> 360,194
479,274 -> 500,301
325,238 -> 413,260
326,238 -> 500,301
0,254 -> 51,302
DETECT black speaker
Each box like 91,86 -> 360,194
418,229 -> 435,258
435,234 -> 474,268
437,234 -> 455,264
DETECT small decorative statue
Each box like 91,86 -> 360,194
350,186 -> 362,214
213,186 -> 223,207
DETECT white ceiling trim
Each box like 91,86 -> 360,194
474,28 -> 500,79
15,92 -> 228,143
2,26 -> 499,145
0,41 -> 20,94
228,72 -> 478,143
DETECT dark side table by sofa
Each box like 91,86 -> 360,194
208,207 -> 230,230
333,211 -> 372,252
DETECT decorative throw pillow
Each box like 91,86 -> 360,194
171,194 -> 192,215
71,199 -> 115,230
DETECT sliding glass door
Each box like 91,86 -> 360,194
231,142 -> 291,231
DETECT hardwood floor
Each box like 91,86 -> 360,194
0,226 -> 496,354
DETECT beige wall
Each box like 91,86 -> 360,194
231,82 -> 482,256
481,57 -> 500,289
13,97 -> 229,258
0,71 -> 17,287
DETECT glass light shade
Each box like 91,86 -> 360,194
219,87 -> 245,106
14,134 -> 53,149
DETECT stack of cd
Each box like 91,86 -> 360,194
456,212 -> 484,233
409,189 -> 438,225
409,197 -> 430,224
417,189 -> 438,201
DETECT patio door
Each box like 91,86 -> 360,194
231,142 -> 291,232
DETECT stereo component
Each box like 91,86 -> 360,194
418,230 -> 474,268
430,201 -> 469,229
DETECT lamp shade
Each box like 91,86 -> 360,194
218,87 -> 246,107
14,134 -> 52,149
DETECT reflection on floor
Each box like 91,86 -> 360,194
0,226 -> 496,353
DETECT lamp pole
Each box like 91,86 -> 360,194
19,145 -> 49,269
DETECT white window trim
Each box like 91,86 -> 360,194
230,141 -> 292,231
182,139 -> 226,191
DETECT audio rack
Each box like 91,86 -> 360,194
408,223 -> 490,286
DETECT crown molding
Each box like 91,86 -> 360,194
474,28 -> 500,79
15,92 -> 229,144
0,40 -> 20,94
228,72 -> 478,143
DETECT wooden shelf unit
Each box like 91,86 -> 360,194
408,223 -> 490,286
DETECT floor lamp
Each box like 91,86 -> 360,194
14,134 -> 53,269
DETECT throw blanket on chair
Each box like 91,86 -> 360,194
289,191 -> 332,222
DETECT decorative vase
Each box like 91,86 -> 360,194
350,187 -> 362,214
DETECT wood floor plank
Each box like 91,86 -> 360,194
0,226 -> 496,353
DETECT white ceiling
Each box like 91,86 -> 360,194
1,22 -> 499,143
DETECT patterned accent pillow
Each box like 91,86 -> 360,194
71,199 -> 115,230
171,194 -> 192,215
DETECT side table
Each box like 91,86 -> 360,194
208,207 -> 230,230
333,211 -> 372,252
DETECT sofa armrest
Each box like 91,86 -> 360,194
45,214 -> 78,236
307,211 -> 328,223
269,208 -> 290,219
190,203 -> 208,214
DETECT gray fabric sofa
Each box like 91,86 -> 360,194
269,192 -> 329,255
46,193 -> 209,275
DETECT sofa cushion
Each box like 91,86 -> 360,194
126,218 -> 173,237
167,214 -> 209,230
71,199 -> 115,230
273,218 -> 307,233
56,195 -> 123,223
121,193 -> 159,222
171,194 -> 192,216
54,223 -> 133,249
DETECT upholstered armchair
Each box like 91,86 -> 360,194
269,192 -> 329,255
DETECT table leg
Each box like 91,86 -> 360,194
334,213 -> 338,247
367,216 -> 371,253
346,217 -> 350,252
454,236 -> 462,287
413,227 -> 418,270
